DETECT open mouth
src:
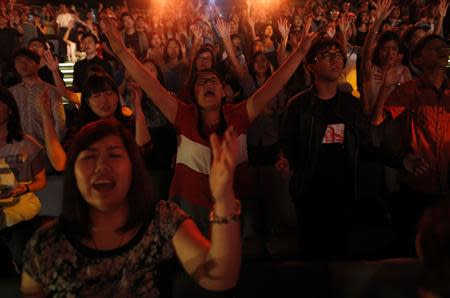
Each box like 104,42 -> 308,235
92,179 -> 116,191
204,90 -> 216,97
100,106 -> 112,112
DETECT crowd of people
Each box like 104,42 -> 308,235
0,0 -> 449,297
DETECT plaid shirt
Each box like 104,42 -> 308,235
9,79 -> 66,146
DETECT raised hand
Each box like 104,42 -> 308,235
437,0 -> 450,18
277,18 -> 291,40
43,50 -> 59,72
190,23 -> 203,41
216,18 -> 231,40
297,28 -> 318,53
380,53 -> 404,87
209,126 -> 239,203
338,14 -> 351,34
373,0 -> 394,22
128,82 -> 143,112
100,17 -> 126,54
248,13 -> 256,28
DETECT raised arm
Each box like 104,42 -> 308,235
42,50 -> 81,106
63,21 -> 74,45
100,17 -> 178,124
38,87 -> 67,171
173,126 -> 241,291
189,24 -> 204,62
128,82 -> 151,146
337,15 -> 351,55
361,0 -> 394,82
434,0 -> 449,36
277,18 -> 291,65
216,19 -> 246,80
246,31 -> 318,123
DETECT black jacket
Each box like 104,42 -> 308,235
280,88 -> 404,202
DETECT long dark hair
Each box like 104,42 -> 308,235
248,51 -> 273,84
77,71 -> 127,126
190,69 -> 227,139
0,86 -> 24,143
60,119 -> 156,239
163,38 -> 183,64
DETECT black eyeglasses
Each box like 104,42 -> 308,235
315,52 -> 346,62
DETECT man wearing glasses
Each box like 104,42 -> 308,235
280,38 -> 408,260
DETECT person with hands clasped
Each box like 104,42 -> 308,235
20,120 -> 241,297
371,33 -> 450,255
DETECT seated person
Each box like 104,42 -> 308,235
0,86 -> 46,267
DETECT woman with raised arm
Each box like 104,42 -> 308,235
20,119 -> 241,297
361,0 -> 411,116
39,72 -> 151,172
100,16 -> 317,235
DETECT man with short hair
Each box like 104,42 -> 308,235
371,34 -> 450,253
121,13 -> 149,60
9,48 -> 66,145
280,38 -> 417,259
72,33 -> 113,92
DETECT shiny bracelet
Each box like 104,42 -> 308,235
209,200 -> 241,224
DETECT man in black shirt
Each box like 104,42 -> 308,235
72,33 -> 113,92
120,13 -> 148,60
280,38 -> 419,260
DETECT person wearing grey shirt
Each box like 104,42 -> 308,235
8,48 -> 65,146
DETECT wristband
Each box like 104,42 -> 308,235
25,184 -> 30,193
209,200 -> 241,224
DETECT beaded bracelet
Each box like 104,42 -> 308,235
209,200 -> 241,224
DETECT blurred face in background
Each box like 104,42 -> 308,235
122,15 -> 135,31
28,40 -> 47,57
264,25 -> 273,38
195,51 -> 213,71
252,53 -> 270,77
378,40 -> 399,66
166,40 -> 180,60
150,34 -> 162,48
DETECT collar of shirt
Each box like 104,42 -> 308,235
417,73 -> 449,94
